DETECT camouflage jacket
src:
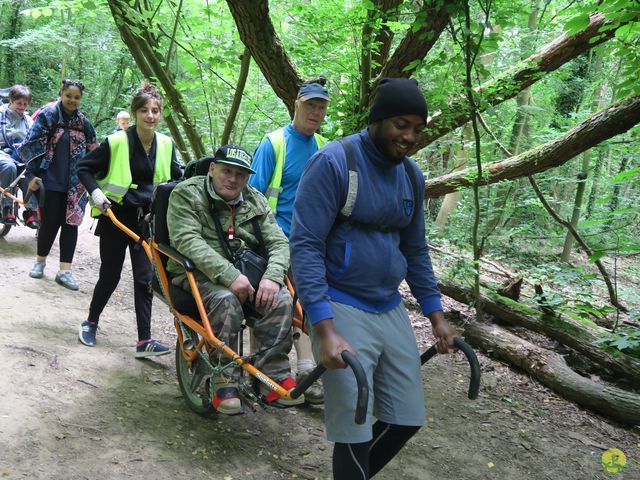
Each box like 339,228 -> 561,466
166,174 -> 289,287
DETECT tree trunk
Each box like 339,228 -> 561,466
225,0 -> 302,117
462,320 -> 640,425
483,76 -> 532,234
221,48 -> 251,146
424,95 -> 640,198
439,279 -> 640,386
607,156 -> 629,227
107,3 -> 192,162
484,0 -> 540,234
2,0 -> 23,85
226,0 -> 451,117
414,12 -> 630,151
358,0 -> 404,113
559,51 -> 604,261
358,10 -> 374,113
586,147 -> 606,219
560,153 -> 589,261
370,0 -> 403,78
91,59 -> 128,130
435,125 -> 472,229
377,0 -> 453,80
107,0 -> 205,160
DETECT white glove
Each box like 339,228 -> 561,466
91,188 -> 110,211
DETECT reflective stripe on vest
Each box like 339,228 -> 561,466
91,130 -> 173,217
264,127 -> 328,214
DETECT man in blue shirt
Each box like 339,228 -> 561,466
249,79 -> 330,404
290,78 -> 456,479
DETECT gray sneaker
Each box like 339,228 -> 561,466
29,261 -> 46,279
55,270 -> 79,291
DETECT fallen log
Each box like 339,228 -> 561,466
462,321 -> 640,425
423,95 -> 640,198
438,279 -> 640,387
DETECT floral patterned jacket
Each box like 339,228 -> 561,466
19,101 -> 98,224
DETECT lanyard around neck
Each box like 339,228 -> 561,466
228,205 -> 235,240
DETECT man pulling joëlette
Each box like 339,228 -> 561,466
290,77 -> 456,480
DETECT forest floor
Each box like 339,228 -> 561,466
1,217 -> 639,480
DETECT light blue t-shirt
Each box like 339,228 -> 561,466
249,123 -> 321,237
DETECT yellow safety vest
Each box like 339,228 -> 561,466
264,127 -> 328,213
91,130 -> 173,217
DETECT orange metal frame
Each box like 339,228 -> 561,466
0,185 -> 28,207
105,208 -> 298,401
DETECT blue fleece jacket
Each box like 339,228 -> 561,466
290,129 -> 442,325
249,123 -> 322,237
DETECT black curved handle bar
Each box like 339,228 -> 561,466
290,350 -> 369,425
421,337 -> 480,400
23,179 -> 45,209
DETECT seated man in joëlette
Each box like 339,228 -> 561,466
166,145 -> 303,415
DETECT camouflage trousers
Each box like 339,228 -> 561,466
175,275 -> 294,382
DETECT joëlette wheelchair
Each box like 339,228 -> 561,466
0,166 -> 44,239
103,170 -> 369,421
104,156 -> 481,422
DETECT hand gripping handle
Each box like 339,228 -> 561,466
421,337 -> 481,400
24,179 -> 45,209
290,350 -> 369,424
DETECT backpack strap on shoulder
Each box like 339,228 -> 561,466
336,137 -> 421,232
402,157 -> 421,225
338,137 -> 358,218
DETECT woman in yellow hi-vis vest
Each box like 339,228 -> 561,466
77,81 -> 182,357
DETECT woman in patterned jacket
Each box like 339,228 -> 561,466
19,79 -> 98,290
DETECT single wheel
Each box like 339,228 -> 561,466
175,329 -> 214,416
0,223 -> 11,238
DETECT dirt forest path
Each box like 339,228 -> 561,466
1,216 -> 639,480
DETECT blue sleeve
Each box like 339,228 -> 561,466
400,161 -> 442,315
290,147 -> 346,324
249,138 -> 276,194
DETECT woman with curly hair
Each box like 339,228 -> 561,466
20,79 -> 98,288
77,81 -> 182,358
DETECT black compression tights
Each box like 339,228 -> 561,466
332,422 -> 421,480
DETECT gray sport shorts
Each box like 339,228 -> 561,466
310,301 -> 426,443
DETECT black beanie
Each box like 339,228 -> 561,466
368,78 -> 428,124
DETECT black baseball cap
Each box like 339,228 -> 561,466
213,145 -> 256,174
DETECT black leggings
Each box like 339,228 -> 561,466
37,190 -> 77,263
333,422 -> 420,480
87,208 -> 153,341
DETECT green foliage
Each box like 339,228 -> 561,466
595,327 -> 640,355
0,0 -> 638,284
